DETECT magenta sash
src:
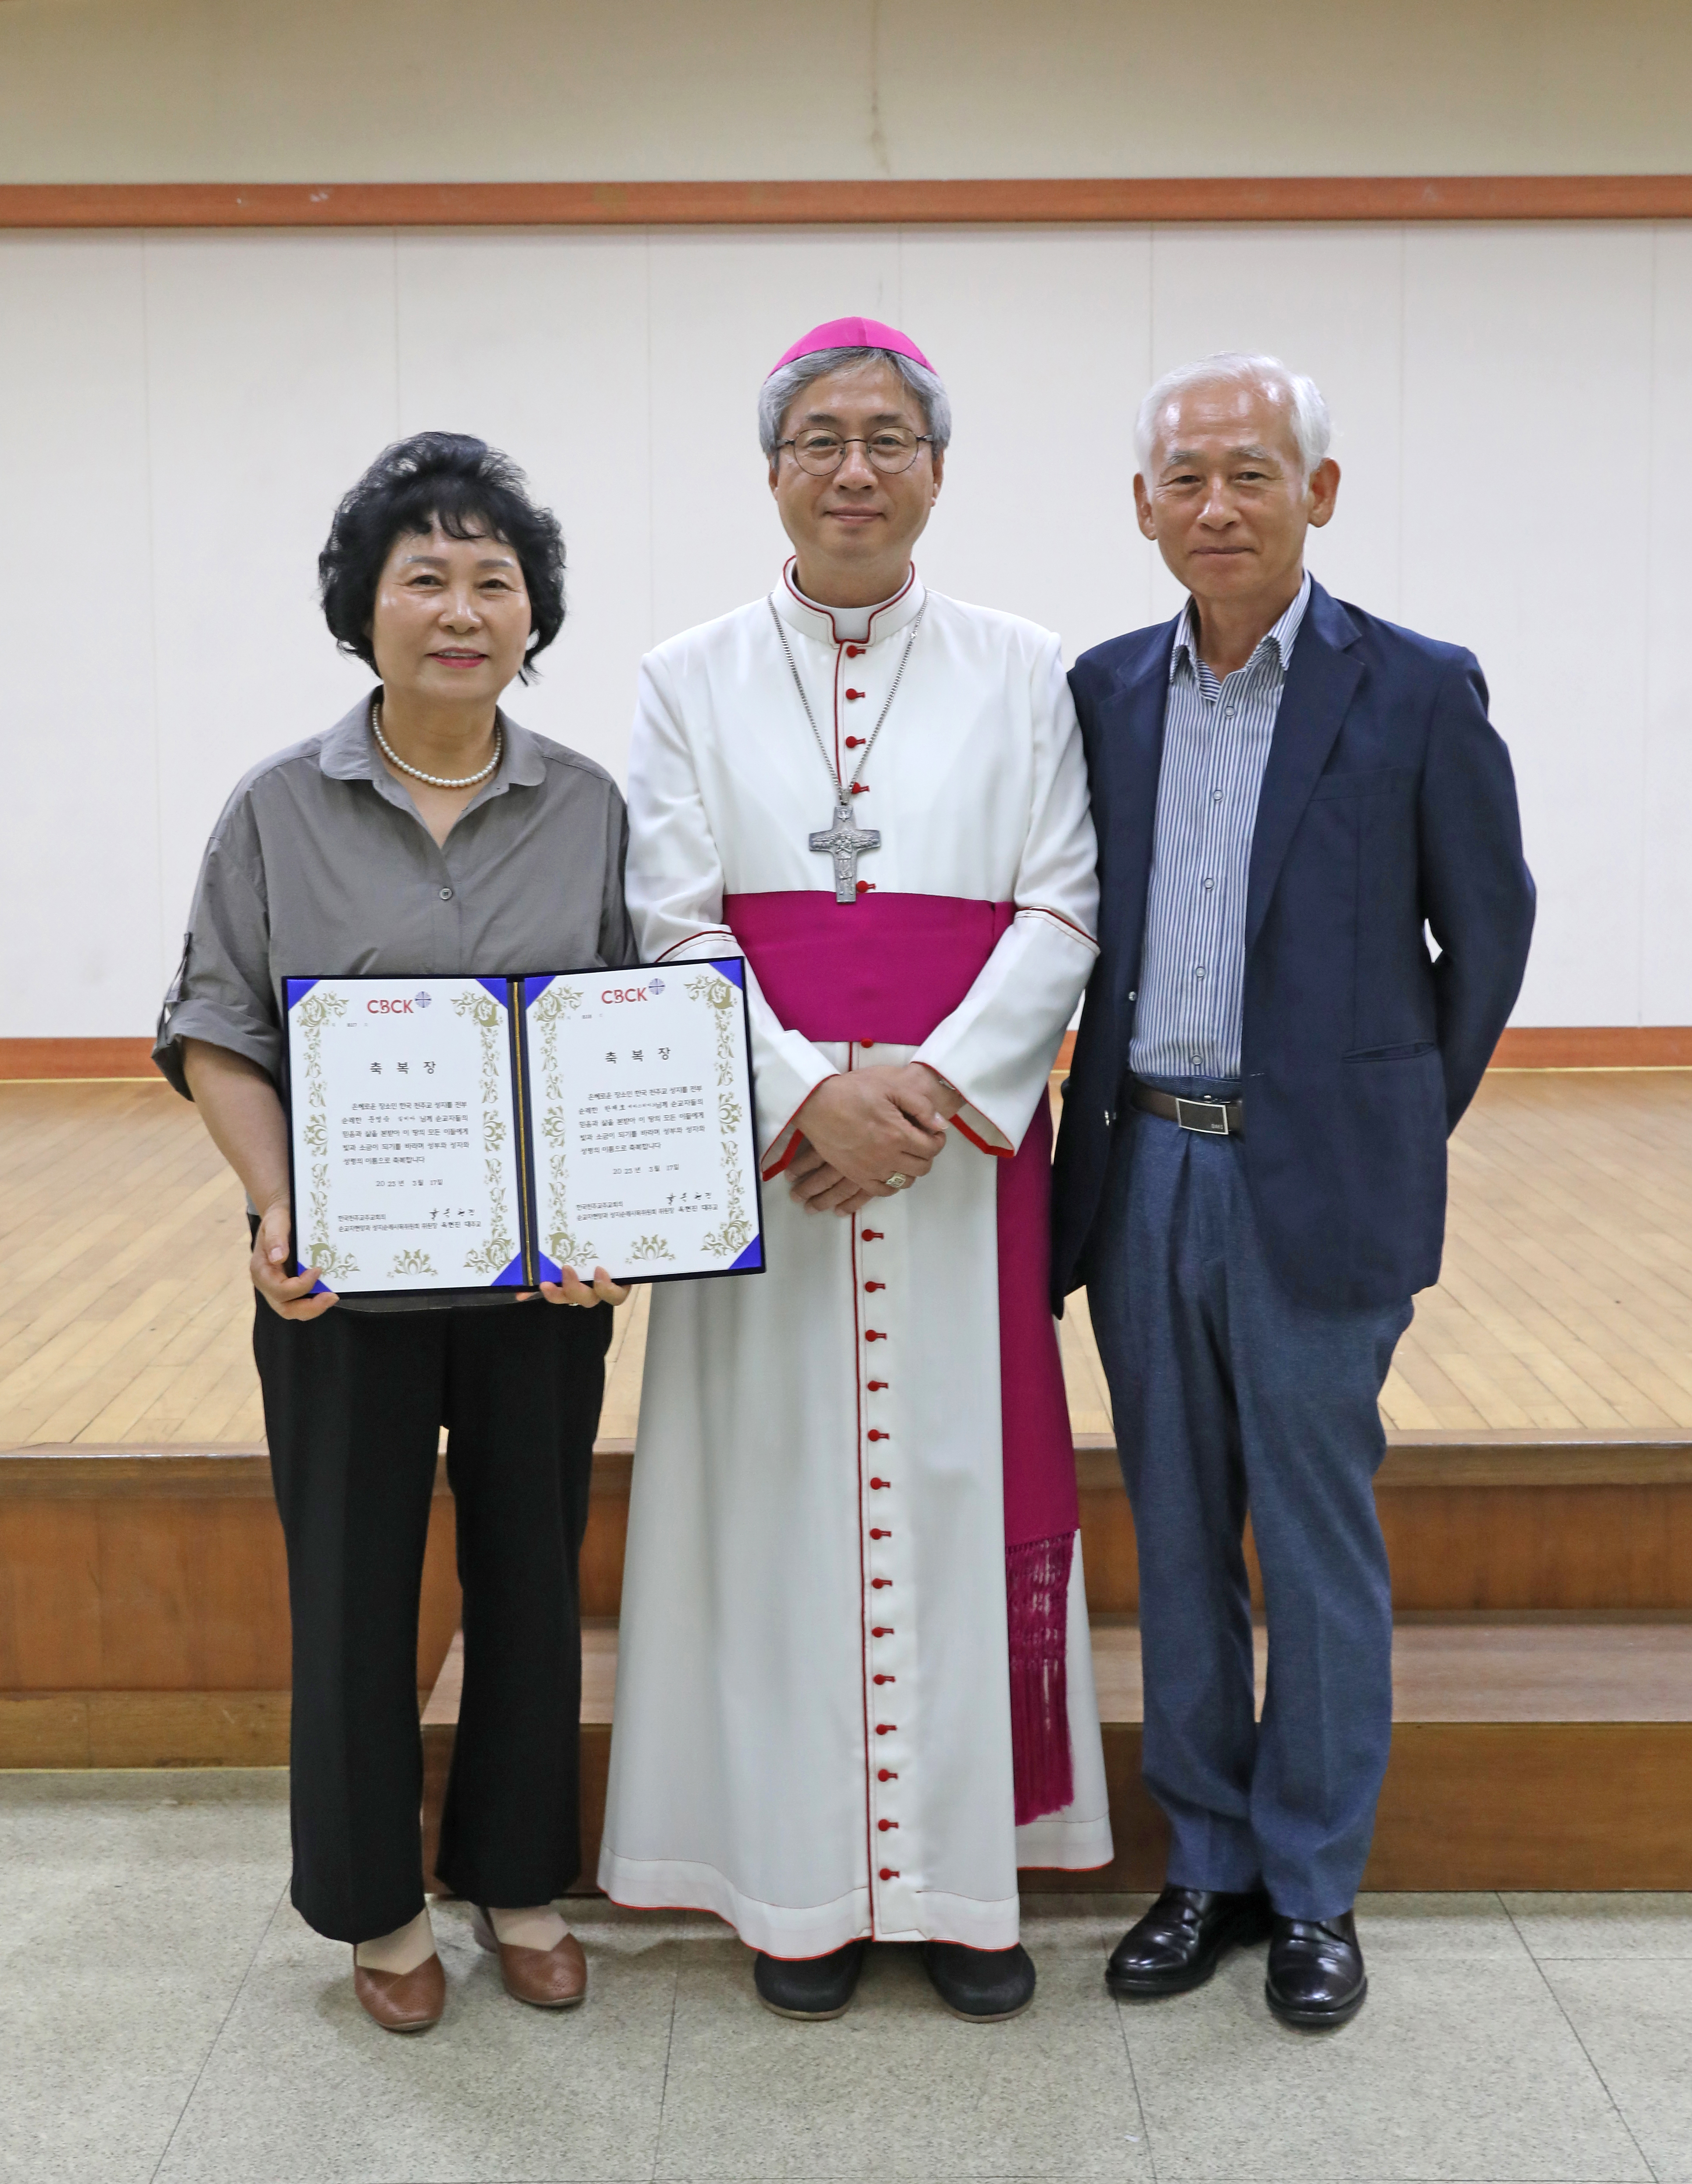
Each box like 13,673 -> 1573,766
724,889 -> 1077,1824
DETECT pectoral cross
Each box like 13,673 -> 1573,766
810,796 -> 881,904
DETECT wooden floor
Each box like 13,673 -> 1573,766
1,1070 -> 1689,1448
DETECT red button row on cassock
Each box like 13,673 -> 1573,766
867,1229 -> 901,1889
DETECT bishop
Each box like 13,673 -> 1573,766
599,318 -> 1111,2023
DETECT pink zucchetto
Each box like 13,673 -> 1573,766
767,316 -> 935,378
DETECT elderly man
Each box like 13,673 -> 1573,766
1053,354 -> 1534,2027
599,316 -> 1111,2023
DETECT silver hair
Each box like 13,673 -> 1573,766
1134,352 -> 1332,480
758,347 -> 953,462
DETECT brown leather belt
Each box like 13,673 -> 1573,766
1129,1081 -> 1244,1138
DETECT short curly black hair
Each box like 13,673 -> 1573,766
318,431 -> 566,679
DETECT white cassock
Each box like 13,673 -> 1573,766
599,563 -> 1113,1954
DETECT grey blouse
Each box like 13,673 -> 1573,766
155,694 -> 636,1100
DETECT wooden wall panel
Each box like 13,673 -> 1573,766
0,1691 -> 292,1767
1365,1724 -> 1692,1889
6,1029 -> 1680,1081
0,1037 -> 156,1080
1077,1474 -> 1143,1616
1080,1465 -> 1692,1615
7,1448 -> 1691,1713
0,1462 -> 460,1695
581,1445 -> 631,1621
1490,1026 -> 1692,1069
0,1501 -> 105,1688
93,1498 -> 299,1688
4,177 -> 1692,231
1380,1485 -> 1692,1611
0,1693 -> 93,1767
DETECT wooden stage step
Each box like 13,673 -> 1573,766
7,1433 -> 1692,1782
419,1614 -> 1692,1895
584,1433 -> 1692,1617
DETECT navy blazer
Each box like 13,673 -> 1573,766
1051,579 -> 1536,1312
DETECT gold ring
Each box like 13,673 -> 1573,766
884,1172 -> 911,1191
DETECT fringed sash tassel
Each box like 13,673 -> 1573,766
1007,1528 -> 1076,1825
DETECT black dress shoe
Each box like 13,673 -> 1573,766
923,1940 -> 1036,2021
1107,1886 -> 1273,1998
753,1940 -> 867,2020
1265,1911 -> 1367,2029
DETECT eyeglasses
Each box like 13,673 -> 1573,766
776,428 -> 936,477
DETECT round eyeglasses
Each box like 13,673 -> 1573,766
776,428 -> 936,477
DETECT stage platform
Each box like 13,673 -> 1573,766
4,1069 -> 1690,1886
1,1067 -> 1689,1446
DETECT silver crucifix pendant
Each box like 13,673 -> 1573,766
810,795 -> 881,904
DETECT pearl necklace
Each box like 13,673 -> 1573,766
371,699 -> 503,790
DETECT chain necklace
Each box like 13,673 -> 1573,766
767,596 -> 927,905
371,697 -> 503,790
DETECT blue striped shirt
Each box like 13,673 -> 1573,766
1128,573 -> 1311,1085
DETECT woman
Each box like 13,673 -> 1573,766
154,432 -> 632,2032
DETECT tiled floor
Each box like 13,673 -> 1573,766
4,1773 -> 1686,2184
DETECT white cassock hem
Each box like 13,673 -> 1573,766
597,1860 -> 1026,1955
600,1546 -> 1115,1951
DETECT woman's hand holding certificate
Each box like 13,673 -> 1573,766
536,1264 -> 630,1309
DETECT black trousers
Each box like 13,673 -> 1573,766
254,1291 -> 611,1943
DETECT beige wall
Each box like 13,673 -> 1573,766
5,216 -> 1688,1035
1,0 -> 1689,184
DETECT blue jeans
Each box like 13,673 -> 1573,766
1088,1092 -> 1412,1919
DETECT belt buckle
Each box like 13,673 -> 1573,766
1174,1096 -> 1230,1137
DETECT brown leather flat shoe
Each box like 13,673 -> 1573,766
352,1951 -> 446,2032
471,1906 -> 588,2008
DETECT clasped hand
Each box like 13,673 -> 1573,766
787,1064 -> 959,1218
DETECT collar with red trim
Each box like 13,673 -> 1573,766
770,558 -> 925,648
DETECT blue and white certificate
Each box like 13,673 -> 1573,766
283,961 -> 764,1298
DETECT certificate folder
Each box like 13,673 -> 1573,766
283,962 -> 764,1301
